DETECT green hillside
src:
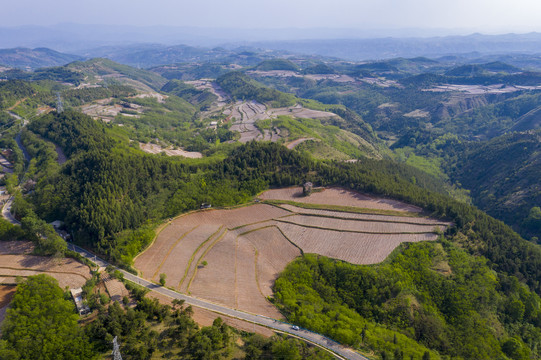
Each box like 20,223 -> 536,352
66,58 -> 167,90
216,71 -> 297,107
452,130 -> 541,240
255,59 -> 300,71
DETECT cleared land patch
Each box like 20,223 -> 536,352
259,186 -> 423,213
135,189 -> 448,319
139,142 -> 202,158
0,242 -> 91,289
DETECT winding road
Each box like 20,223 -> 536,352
69,244 -> 369,360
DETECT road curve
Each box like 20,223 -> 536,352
1,197 -> 19,225
69,244 -> 368,360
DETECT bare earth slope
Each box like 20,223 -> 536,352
135,187 -> 449,319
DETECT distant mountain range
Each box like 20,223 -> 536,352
249,33 -> 541,61
2,24 -> 541,63
0,47 -> 81,70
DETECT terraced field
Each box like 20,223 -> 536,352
135,187 -> 451,318
0,241 -> 92,288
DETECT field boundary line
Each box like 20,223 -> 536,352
186,229 -> 228,292
240,235 -> 270,302
238,224 -> 276,236
133,223 -> 171,265
274,218 -> 438,235
151,225 -> 200,281
251,201 -> 295,214
178,226 -> 224,290
274,225 -> 304,255
0,266 -> 89,280
133,209 -> 203,264
262,199 -> 420,218
230,219 -> 274,231
294,212 -> 451,227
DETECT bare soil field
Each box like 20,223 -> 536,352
139,142 -> 202,158
278,204 -> 451,226
80,103 -> 123,122
268,105 -> 337,119
424,84 -> 541,94
136,189 -> 447,320
278,222 -> 438,264
0,241 -> 34,254
278,214 -> 445,233
259,187 -> 423,213
223,100 -> 340,143
0,253 -> 91,288
102,272 -> 129,303
131,92 -> 168,103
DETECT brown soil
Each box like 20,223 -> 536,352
259,186 -> 423,213
135,192 -> 447,321
0,285 -> 16,308
0,241 -> 34,254
0,255 -> 91,288
139,143 -> 202,158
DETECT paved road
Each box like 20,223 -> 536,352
1,197 -> 19,225
15,133 -> 30,163
69,244 -> 368,360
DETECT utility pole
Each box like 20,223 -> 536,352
56,92 -> 64,113
112,336 -> 123,360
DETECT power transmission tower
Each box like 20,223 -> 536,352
56,92 -> 64,113
112,336 -> 123,360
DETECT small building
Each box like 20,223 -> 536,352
70,288 -> 90,315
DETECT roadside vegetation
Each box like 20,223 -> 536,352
0,274 -> 334,360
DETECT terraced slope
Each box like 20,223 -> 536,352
0,241 -> 91,288
135,187 -> 450,318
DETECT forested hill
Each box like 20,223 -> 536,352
22,111 -> 541,295
9,108 -> 541,357
0,47 -> 82,70
216,71 -> 297,107
66,58 -> 167,90
452,130 -> 541,240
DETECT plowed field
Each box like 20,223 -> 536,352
0,255 -> 91,288
135,188 -> 449,319
260,186 -> 423,213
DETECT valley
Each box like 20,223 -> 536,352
1,34 -> 541,359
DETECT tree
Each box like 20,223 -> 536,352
1,275 -> 96,359
159,273 -> 167,286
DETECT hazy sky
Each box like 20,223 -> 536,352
4,0 -> 541,33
